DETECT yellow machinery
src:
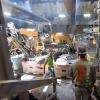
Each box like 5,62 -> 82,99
19,28 -> 38,37
50,33 -> 72,44
89,38 -> 97,46
19,28 -> 44,52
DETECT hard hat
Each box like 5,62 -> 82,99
78,47 -> 87,55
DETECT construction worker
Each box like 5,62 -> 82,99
70,47 -> 96,100
44,52 -> 55,78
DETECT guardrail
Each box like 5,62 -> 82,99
0,78 -> 57,100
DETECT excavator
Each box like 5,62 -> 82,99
7,27 -> 44,56
19,28 -> 44,53
7,36 -> 29,56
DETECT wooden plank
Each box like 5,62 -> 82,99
0,78 -> 56,98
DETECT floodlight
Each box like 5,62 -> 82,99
4,12 -> 11,16
58,14 -> 66,18
83,13 -> 91,18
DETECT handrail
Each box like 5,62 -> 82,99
0,78 -> 56,99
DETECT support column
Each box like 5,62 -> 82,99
70,12 -> 76,34
99,0 -> 100,33
96,0 -> 100,60
98,0 -> 100,59
0,0 -> 14,80
64,0 -> 76,34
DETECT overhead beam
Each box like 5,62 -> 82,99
83,0 -> 98,3
31,0 -> 63,4
2,0 -> 49,22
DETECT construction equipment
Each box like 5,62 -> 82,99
7,30 -> 34,56
19,28 -> 44,53
50,33 -> 72,44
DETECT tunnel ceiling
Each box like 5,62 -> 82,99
31,0 -> 67,23
6,0 -> 98,25
30,0 -> 98,25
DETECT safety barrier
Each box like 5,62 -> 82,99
0,78 -> 57,100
